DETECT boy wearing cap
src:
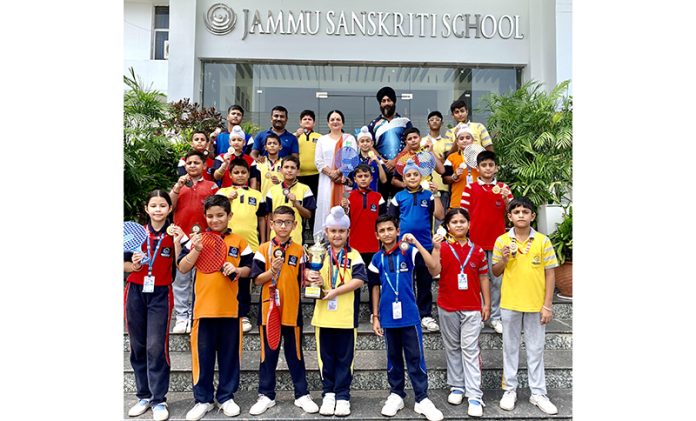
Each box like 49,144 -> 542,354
212,125 -> 259,190
443,124 -> 481,209
388,159 -> 444,332
369,214 -> 444,421
351,126 -> 388,193
211,105 -> 255,156
444,100 -> 493,151
306,206 -> 368,417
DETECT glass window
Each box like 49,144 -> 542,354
152,6 -> 169,60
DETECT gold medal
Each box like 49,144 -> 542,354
191,224 -> 202,235
510,240 -> 518,257
166,225 -> 176,236
492,185 -> 501,194
265,172 -> 271,179
368,151 -> 376,159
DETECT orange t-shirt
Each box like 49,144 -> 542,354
444,152 -> 479,209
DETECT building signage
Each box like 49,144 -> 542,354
205,3 -> 524,41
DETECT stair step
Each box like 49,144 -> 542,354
124,319 -> 573,352
124,349 -> 572,392
123,389 -> 572,420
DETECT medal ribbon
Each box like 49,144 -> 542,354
511,235 -> 533,255
329,247 -> 348,289
145,225 -> 166,277
267,237 -> 291,287
381,253 -> 401,302
446,240 -> 475,275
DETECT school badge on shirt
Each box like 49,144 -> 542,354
420,199 -> 428,207
228,246 -> 239,257
161,247 -> 171,258
288,255 -> 298,266
399,261 -> 408,272
248,197 -> 257,206
532,255 -> 541,265
370,204 -> 377,212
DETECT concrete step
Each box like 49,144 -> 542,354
123,389 -> 572,420
124,349 -> 572,393
124,319 -> 573,352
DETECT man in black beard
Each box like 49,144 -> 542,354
367,86 -> 413,201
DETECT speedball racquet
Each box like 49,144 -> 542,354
266,285 -> 282,350
124,221 -> 150,264
334,145 -> 360,197
463,144 -> 485,169
194,232 -> 228,274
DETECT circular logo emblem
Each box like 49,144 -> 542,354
205,3 -> 237,35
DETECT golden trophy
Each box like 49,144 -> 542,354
303,234 -> 327,299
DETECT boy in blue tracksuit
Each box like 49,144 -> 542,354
368,214 -> 444,421
388,159 -> 444,332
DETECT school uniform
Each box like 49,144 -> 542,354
178,229 -> 253,404
124,222 -> 176,406
368,244 -> 429,403
266,180 -> 316,245
250,239 -> 310,400
212,152 -> 260,188
311,247 -> 367,401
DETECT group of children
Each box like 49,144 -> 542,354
124,100 -> 562,420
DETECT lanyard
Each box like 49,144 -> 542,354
146,227 -> 166,277
446,240 -> 475,274
511,236 -> 533,255
267,238 -> 290,287
329,248 -> 348,288
381,252 -> 401,302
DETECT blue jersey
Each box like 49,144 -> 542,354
367,114 -> 412,161
252,128 -> 299,158
214,131 -> 254,156
389,188 -> 435,250
368,246 -> 420,328
350,154 -> 386,192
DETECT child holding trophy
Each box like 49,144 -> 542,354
306,206 -> 367,417
491,197 -> 560,416
248,205 -> 319,416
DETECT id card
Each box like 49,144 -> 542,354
327,298 -> 338,311
274,292 -> 281,307
457,272 -> 468,290
392,301 -> 402,320
143,276 -> 155,293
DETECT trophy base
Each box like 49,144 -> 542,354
304,286 -> 322,299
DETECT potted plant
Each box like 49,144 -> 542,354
549,207 -> 572,299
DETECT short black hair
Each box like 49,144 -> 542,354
271,105 -> 288,116
402,127 -> 420,140
300,109 -> 315,120
184,149 -> 206,161
230,158 -> 250,172
476,150 -> 497,165
354,164 -> 372,175
272,205 -> 295,219
507,196 -> 535,213
281,155 -> 300,168
228,105 -> 244,115
204,194 -> 231,214
375,214 -> 399,231
427,111 -> 443,120
450,99 -> 469,113
265,133 -> 281,145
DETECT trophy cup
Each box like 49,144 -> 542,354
303,234 -> 327,299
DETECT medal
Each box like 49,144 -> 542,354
368,151 -> 376,159
166,225 -> 177,236
420,180 -> 430,190
265,172 -> 271,179
184,179 -> 193,188
436,226 -> 447,237
283,188 -> 290,196
510,239 -> 518,257
273,248 -> 285,260
492,185 -> 501,194
191,224 -> 202,235
227,146 -> 235,155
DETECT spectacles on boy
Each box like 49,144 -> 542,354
272,220 -> 294,227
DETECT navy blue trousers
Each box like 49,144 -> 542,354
191,317 -> 241,404
384,324 -> 429,402
125,282 -> 173,405
414,249 -> 434,318
238,277 -> 251,318
316,327 -> 356,401
258,324 -> 309,400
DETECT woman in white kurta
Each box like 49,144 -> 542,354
313,110 -> 357,238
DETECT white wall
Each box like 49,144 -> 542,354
124,0 -> 169,93
556,0 -> 572,93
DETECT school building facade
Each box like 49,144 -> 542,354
124,0 -> 572,130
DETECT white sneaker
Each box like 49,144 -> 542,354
219,398 -> 240,417
529,394 -> 558,415
381,393 -> 404,417
499,390 -> 517,411
128,399 -> 151,416
421,317 -> 440,332
152,403 -> 169,421
334,400 -> 351,417
185,402 -> 214,421
447,390 -> 464,405
249,395 -> 275,415
294,394 -> 319,413
490,319 -> 503,334
467,398 -> 484,417
414,398 -> 444,421
241,317 -> 252,333
319,393 -> 336,416
173,319 -> 190,334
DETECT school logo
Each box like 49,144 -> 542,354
288,255 -> 298,266
420,199 -> 428,207
228,246 -> 239,258
248,197 -> 257,206
399,261 -> 409,272
161,247 -> 172,258
470,262 -> 477,268
342,257 -> 353,267
370,204 -> 377,212
532,255 -> 541,265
